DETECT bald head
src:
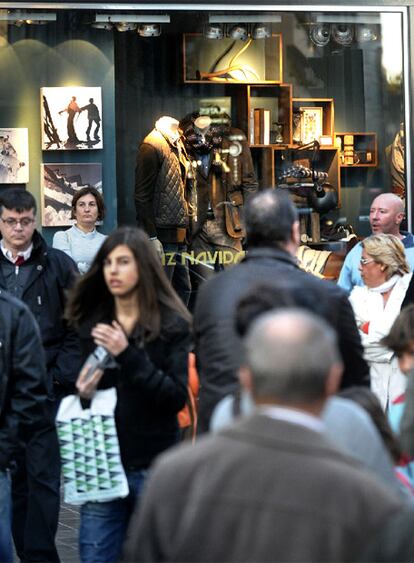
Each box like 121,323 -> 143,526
370,193 -> 405,238
243,309 -> 342,406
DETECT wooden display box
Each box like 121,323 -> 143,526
335,132 -> 377,167
292,98 -> 335,146
183,33 -> 283,84
247,84 -> 292,146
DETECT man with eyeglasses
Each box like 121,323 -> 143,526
0,188 -> 81,563
338,192 -> 414,293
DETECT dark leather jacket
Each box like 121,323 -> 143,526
0,231 -> 82,395
188,128 -> 258,240
0,290 -> 48,469
194,246 -> 370,432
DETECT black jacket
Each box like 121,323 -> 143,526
194,247 -> 370,432
0,230 -> 82,394
78,308 -> 192,470
0,290 -> 48,469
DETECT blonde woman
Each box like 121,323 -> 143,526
349,233 -> 412,410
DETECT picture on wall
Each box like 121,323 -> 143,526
41,163 -> 102,226
41,87 -> 103,151
0,128 -> 29,183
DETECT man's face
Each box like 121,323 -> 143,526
369,195 -> 404,236
0,208 -> 36,254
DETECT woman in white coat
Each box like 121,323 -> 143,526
349,233 -> 412,410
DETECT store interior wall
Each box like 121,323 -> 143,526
0,15 -> 117,244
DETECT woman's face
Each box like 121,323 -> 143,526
74,193 -> 99,228
358,249 -> 387,288
103,244 -> 139,297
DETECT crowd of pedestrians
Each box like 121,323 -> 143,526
2,186 -> 414,562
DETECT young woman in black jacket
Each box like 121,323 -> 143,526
66,226 -> 192,563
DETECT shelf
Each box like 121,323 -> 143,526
335,132 -> 377,167
183,33 -> 283,84
292,98 -> 335,144
247,84 -> 292,145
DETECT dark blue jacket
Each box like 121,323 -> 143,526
0,230 -> 82,395
0,290 -> 48,469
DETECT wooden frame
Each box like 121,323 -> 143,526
299,107 -> 323,145
183,33 -> 283,84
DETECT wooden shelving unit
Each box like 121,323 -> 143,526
335,132 -> 378,167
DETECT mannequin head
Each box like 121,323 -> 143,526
155,116 -> 181,143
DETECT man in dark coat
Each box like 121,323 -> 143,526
125,310 -> 401,563
0,188 -> 81,562
0,290 -> 48,563
194,189 -> 370,433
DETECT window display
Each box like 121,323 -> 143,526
0,128 -> 29,183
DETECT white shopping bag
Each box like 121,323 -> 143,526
56,388 -> 129,505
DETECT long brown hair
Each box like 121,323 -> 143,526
66,226 -> 191,340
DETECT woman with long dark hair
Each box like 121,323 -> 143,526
66,226 -> 192,563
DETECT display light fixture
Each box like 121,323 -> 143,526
331,24 -> 354,45
115,22 -> 137,32
137,24 -> 161,37
251,23 -> 271,40
203,23 -> 224,40
309,24 -> 331,47
0,10 -> 56,25
356,25 -> 378,42
227,24 -> 248,41
93,13 -> 169,34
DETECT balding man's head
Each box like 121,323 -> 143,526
244,189 -> 299,252
370,193 -> 405,237
242,309 -> 342,409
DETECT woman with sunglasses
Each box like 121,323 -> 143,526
349,233 -> 412,411
65,226 -> 192,563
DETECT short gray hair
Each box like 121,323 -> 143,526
244,309 -> 341,403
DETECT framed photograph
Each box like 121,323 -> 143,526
41,163 -> 102,226
41,87 -> 103,151
300,107 -> 323,145
0,128 -> 29,183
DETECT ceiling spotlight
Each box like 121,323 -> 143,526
252,24 -> 271,40
137,23 -> 161,37
91,21 -> 113,30
331,24 -> 354,46
309,24 -> 331,47
115,22 -> 137,32
356,25 -> 378,42
204,23 -> 223,40
228,24 -> 248,41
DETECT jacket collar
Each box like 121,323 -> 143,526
242,246 -> 299,268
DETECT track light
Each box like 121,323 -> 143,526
356,25 -> 378,42
331,24 -> 354,46
204,23 -> 223,40
0,11 -> 56,25
309,24 -> 331,47
91,22 -> 113,30
227,24 -> 248,41
137,24 -> 161,37
251,24 -> 271,40
115,22 -> 136,32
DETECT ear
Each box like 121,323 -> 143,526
239,365 -> 253,393
396,211 -> 404,225
324,362 -> 343,397
291,220 -> 300,248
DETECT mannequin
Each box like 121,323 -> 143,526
134,115 -> 192,304
180,111 -> 258,286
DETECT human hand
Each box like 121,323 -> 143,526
76,363 -> 104,399
91,321 -> 128,357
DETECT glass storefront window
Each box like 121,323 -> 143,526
0,5 -> 408,245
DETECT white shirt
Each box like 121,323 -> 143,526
258,405 -> 325,434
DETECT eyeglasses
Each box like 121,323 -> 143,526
360,257 -> 375,266
1,217 -> 35,228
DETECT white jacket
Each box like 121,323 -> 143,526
349,272 -> 412,409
